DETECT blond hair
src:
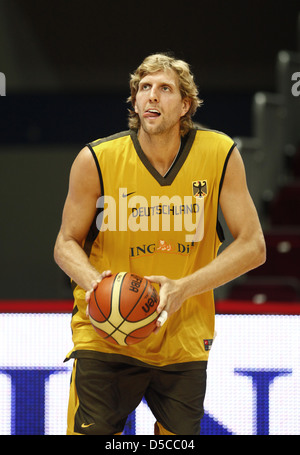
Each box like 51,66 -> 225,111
127,53 -> 203,136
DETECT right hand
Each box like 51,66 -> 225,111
85,270 -> 112,316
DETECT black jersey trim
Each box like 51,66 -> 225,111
87,143 -> 104,197
130,129 -> 196,186
216,142 -> 237,243
89,130 -> 131,148
77,144 -> 104,261
69,146 -> 104,293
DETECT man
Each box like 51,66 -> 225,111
54,53 -> 266,435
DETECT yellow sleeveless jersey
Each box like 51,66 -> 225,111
66,128 -> 236,368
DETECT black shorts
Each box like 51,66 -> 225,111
67,356 -> 207,435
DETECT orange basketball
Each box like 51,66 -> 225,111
88,272 -> 160,346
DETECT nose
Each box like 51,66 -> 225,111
149,86 -> 159,102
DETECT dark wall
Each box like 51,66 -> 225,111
0,145 -> 76,299
12,0 -> 300,92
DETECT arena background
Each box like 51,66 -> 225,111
0,0 -> 299,436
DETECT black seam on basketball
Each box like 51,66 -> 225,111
93,291 -> 108,321
125,325 -> 155,343
109,276 -> 153,340
92,280 -> 133,340
103,272 -> 129,339
119,277 -> 148,323
92,274 -> 157,344
108,273 -> 134,337
123,278 -> 148,321
93,293 -> 118,339
92,276 -> 121,337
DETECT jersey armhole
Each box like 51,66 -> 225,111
82,144 -> 104,257
216,142 -> 236,242
86,143 -> 104,196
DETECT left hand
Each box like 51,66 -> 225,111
144,275 -> 185,331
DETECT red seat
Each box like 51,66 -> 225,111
228,278 -> 300,302
269,182 -> 300,226
248,228 -> 300,280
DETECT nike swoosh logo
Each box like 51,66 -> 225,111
122,191 -> 136,198
81,422 -> 95,428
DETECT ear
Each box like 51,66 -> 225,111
181,97 -> 191,117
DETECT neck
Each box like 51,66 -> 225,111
137,128 -> 182,177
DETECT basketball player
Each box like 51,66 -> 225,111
54,53 -> 266,435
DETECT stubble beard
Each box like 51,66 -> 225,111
139,116 -> 179,138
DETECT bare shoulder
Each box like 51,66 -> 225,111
223,146 -> 247,188
220,146 -> 262,238
57,146 -> 100,244
69,146 -> 101,198
71,145 -> 98,177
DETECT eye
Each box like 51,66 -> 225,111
162,85 -> 170,92
141,83 -> 150,91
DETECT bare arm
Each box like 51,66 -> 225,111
54,146 -> 108,292
147,147 -> 266,326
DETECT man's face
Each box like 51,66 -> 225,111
134,69 -> 190,136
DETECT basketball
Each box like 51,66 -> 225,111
88,272 -> 160,346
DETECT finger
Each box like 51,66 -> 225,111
153,309 -> 168,334
85,270 -> 112,303
157,310 -> 168,327
102,270 -> 112,278
85,283 -> 98,303
157,301 -> 165,313
85,290 -> 93,303
144,275 -> 164,285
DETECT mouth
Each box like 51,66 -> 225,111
143,108 -> 161,119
